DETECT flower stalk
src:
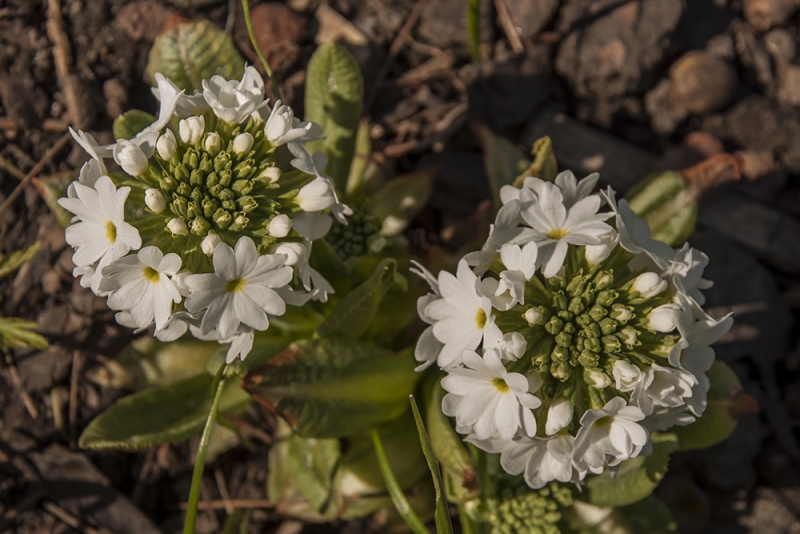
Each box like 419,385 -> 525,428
241,0 -> 283,102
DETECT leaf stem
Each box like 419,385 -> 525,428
183,364 -> 227,534
371,429 -> 429,534
241,0 -> 283,102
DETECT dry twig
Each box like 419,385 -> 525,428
383,103 -> 469,158
2,352 -> 38,419
69,350 -> 82,448
46,0 -> 85,128
494,0 -> 524,53
180,498 -> 277,511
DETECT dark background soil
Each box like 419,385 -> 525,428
2,0 -> 800,532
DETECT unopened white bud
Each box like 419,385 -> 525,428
204,132 -> 221,155
232,132 -> 254,155
585,242 -> 613,265
145,188 -> 166,213
202,233 -> 222,255
545,398 -> 574,435
179,116 -> 205,144
113,141 -> 148,176
633,272 -> 668,298
613,360 -> 642,392
274,242 -> 305,266
587,369 -> 612,389
258,167 -> 281,183
524,307 -> 543,325
618,326 -> 638,346
649,304 -> 679,333
167,218 -> 188,236
156,130 -> 177,160
296,177 -> 335,212
268,214 -> 292,237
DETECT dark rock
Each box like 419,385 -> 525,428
725,95 -> 785,152
114,0 -> 174,42
672,0 -> 735,51
763,28 -> 796,64
16,348 -> 72,393
351,0 -> 416,46
417,0 -> 469,53
668,51 -> 738,114
250,3 -> 307,72
419,151 -> 490,217
776,64 -> 800,107
555,0 -> 684,100
706,34 -> 736,60
735,26 -> 775,90
743,0 -> 799,33
504,0 -> 560,40
644,78 -> 688,135
461,45 -> 552,128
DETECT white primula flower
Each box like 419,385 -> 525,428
100,247 -> 182,330
464,200 -> 523,275
424,259 -> 503,368
442,348 -> 541,440
649,303 -> 681,332
184,236 -> 293,340
612,360 -> 643,392
572,397 -> 648,469
632,272 -> 667,298
603,188 -> 673,269
546,398 -> 574,435
501,434 -> 576,489
69,127 -> 114,161
517,181 -> 613,278
288,142 -> 352,224
152,73 -> 208,117
632,364 -> 696,416
411,261 -> 444,371
202,66 -> 267,124
484,325 -> 527,361
490,241 -> 539,310
296,177 -> 336,212
663,244 -> 714,305
264,100 -> 323,146
58,176 -> 142,269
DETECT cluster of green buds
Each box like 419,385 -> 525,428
325,209 -> 386,260
478,483 -> 573,534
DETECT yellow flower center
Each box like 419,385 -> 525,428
225,278 -> 245,293
547,228 -> 568,240
143,267 -> 160,282
106,221 -> 117,243
492,377 -> 509,393
595,416 -> 613,428
475,308 -> 487,329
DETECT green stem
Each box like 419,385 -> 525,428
371,429 -> 430,534
241,0 -> 283,102
183,364 -> 227,534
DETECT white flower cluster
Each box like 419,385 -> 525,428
414,171 -> 732,489
61,66 -> 351,362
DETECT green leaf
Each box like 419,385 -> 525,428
372,428 -> 430,534
304,42 -> 364,193
32,172 -> 75,228
475,124 -> 530,212
466,0 -> 481,62
422,372 -> 479,503
310,237 -> 352,296
585,433 -> 679,507
0,318 -> 48,349
675,361 -> 751,451
0,241 -> 41,280
267,418 -> 342,520
364,169 -> 435,237
78,373 -> 251,450
344,119 -> 372,203
316,258 -> 404,339
513,135 -> 558,187
243,336 -> 420,438
410,395 -> 455,534
221,509 -> 251,534
113,110 -> 156,140
568,496 -> 677,534
146,20 -> 245,93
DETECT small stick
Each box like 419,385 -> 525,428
0,155 -> 26,181
226,414 -> 273,444
383,104 -> 468,158
180,498 -> 277,511
42,501 -> 108,534
241,0 -> 282,102
214,467 -> 235,515
3,352 -> 38,419
0,131 -> 72,219
131,447 -> 157,504
69,350 -> 82,447
46,0 -> 84,128
494,0 -> 524,53
364,0 -> 431,111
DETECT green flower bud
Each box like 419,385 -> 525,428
228,212 -> 248,231
588,305 -> 607,322
218,188 -> 235,201
610,303 -> 634,323
236,195 -> 258,213
551,345 -> 569,362
202,198 -> 219,218
186,200 -> 199,219
222,200 -> 237,212
206,172 -> 219,188
232,179 -> 254,195
599,318 -> 618,335
190,169 -> 203,186
555,331 -> 572,348
214,152 -> 231,173
190,216 -> 211,235
213,208 -> 232,229
583,337 -> 601,353
602,335 -> 621,353
596,289 -> 618,307
551,361 -> 570,381
176,182 -> 191,197
219,170 -> 233,187
171,197 -> 188,217
545,316 -> 563,335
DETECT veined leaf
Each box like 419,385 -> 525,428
316,258 -> 404,339
146,20 -> 244,93
365,169 -> 435,237
422,373 -> 479,502
0,318 -> 48,349
78,373 -> 251,450
344,119 -> 372,203
113,110 -> 156,140
305,42 -> 363,193
243,336 -> 420,438
585,433 -> 679,507
0,241 -> 41,280
475,124 -> 530,212
675,361 -> 755,451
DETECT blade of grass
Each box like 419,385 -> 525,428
410,395 -> 454,534
371,429 -> 429,534
466,0 -> 481,62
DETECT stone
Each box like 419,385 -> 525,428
504,0 -> 560,40
743,0 -> 799,33
644,78 -> 688,135
250,3 -> 307,71
668,51 -> 738,114
417,0 -> 469,52
776,64 -> 800,107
